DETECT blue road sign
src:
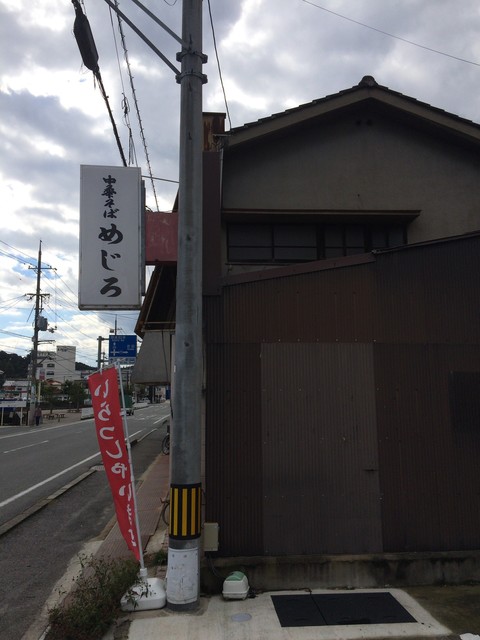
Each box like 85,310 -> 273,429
109,335 -> 137,360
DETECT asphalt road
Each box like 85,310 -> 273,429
0,404 -> 170,640
0,404 -> 169,527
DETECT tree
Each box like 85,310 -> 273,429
63,380 -> 86,409
0,351 -> 29,379
75,361 -> 95,371
42,382 -> 57,412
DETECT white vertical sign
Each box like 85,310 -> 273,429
79,165 -> 142,310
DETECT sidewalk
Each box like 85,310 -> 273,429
99,451 -> 480,640
23,417 -> 480,640
94,445 -> 170,566
115,588 -> 454,640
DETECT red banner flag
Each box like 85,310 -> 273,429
88,367 -> 140,561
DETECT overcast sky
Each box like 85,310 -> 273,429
1,0 -> 480,368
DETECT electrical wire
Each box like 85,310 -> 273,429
0,240 -> 37,266
0,295 -> 30,311
108,3 -> 139,167
0,329 -> 31,340
0,342 -> 31,353
72,0 -> 127,166
207,0 -> 232,130
0,249 -> 32,269
301,0 -> 480,68
112,0 -> 160,211
95,70 -> 128,166
0,238 -> 109,365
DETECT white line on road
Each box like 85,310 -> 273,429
0,451 -> 101,508
153,416 -> 169,425
127,429 -> 144,440
0,429 -> 146,508
0,422 -> 84,440
3,440 -> 49,454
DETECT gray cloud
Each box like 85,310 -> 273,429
2,0 -> 480,363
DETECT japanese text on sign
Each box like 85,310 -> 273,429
88,367 -> 140,561
79,165 -> 143,310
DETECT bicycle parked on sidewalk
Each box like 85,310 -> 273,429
161,421 -> 170,455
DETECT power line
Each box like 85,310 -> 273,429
0,329 -> 31,340
0,240 -> 56,271
0,295 -> 29,311
109,6 -> 139,167
207,0 -> 232,129
144,174 -> 179,184
111,0 -> 160,210
0,239 -> 108,364
72,0 -> 128,166
301,0 -> 480,68
0,243 -> 37,268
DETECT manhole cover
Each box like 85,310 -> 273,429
230,613 -> 252,623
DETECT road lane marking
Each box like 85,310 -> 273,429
0,451 -> 101,508
0,429 -> 145,508
153,416 -> 170,424
0,422 -> 87,440
3,440 -> 49,454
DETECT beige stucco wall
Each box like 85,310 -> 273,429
222,107 -> 480,245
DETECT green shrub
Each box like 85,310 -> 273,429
47,555 -> 139,640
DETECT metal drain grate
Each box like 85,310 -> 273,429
271,592 -> 417,627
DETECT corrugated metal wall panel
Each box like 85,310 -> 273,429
375,237 -> 480,344
209,264 -> 374,344
374,239 -> 480,550
261,343 -> 382,555
376,343 -> 480,552
204,343 -> 264,556
204,235 -> 480,556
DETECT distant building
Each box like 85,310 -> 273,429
37,345 -> 78,384
1,379 -> 29,400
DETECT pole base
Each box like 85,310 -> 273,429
121,577 -> 166,611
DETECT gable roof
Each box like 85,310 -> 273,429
227,76 -> 480,149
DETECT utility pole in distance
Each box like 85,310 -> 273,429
97,336 -> 107,370
27,241 -> 52,425
28,242 -> 43,426
166,0 -> 206,610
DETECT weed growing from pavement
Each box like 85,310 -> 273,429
46,554 -> 139,640
153,548 -> 168,566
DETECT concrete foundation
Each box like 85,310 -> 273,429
201,550 -> 480,594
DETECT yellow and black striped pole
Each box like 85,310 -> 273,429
169,483 -> 202,540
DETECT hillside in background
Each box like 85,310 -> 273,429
0,351 -> 95,380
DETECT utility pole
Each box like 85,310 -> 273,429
29,242 -> 42,424
97,336 -> 107,370
27,241 -> 55,425
28,241 -> 43,425
72,0 -> 206,609
166,0 -> 206,610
